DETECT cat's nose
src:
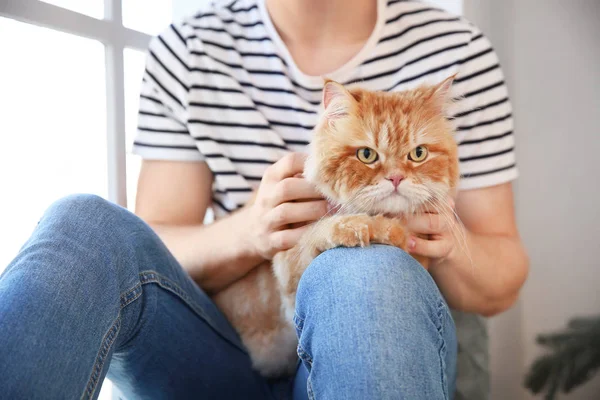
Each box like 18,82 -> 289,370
386,175 -> 404,188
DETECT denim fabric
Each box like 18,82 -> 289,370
292,246 -> 457,400
0,194 -> 457,399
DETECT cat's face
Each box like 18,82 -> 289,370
305,77 -> 459,215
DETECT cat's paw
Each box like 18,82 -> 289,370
371,215 -> 408,250
330,215 -> 374,248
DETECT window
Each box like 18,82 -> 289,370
0,1 -> 173,398
0,1 -> 173,268
40,0 -> 104,19
0,16 -> 108,269
124,47 -> 147,210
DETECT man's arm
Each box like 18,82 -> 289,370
134,154 -> 328,295
134,160 -> 263,294
428,182 -> 529,316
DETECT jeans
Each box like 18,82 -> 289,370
0,194 -> 457,399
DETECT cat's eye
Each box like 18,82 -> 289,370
356,147 -> 379,164
408,145 -> 428,162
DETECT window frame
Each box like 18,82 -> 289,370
0,0 -> 153,207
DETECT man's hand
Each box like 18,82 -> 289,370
242,153 -> 328,260
405,197 -> 460,269
413,183 -> 529,316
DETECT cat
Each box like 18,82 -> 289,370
212,75 -> 460,378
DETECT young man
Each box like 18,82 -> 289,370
0,1 -> 528,399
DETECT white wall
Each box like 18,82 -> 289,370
172,0 -> 209,22
464,0 -> 600,399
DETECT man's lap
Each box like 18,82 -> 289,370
1,194 -> 454,399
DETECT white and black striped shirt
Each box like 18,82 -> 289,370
133,0 -> 518,218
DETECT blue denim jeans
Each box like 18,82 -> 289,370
0,194 -> 457,399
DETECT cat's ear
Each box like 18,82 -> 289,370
429,74 -> 456,114
322,79 -> 354,121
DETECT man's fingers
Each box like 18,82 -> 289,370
267,200 -> 328,230
269,225 -> 310,252
408,236 -> 452,258
264,153 -> 307,183
271,178 -> 323,205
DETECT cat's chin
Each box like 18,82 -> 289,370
368,192 -> 413,216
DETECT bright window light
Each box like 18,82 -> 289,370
0,17 -> 107,272
123,0 -> 173,35
124,47 -> 147,211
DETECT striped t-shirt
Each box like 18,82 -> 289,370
133,0 -> 518,219
133,2 -> 510,397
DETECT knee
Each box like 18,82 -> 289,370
297,245 -> 442,315
43,194 -> 143,235
7,195 -> 125,286
21,194 -> 157,284
38,194 -> 156,259
300,245 -> 430,292
45,194 -> 120,223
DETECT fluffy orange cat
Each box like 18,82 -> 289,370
212,76 -> 460,378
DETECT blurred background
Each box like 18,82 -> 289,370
0,0 -> 598,399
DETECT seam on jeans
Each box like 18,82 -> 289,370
82,268 -> 249,400
307,376 -> 315,400
138,270 -> 247,354
120,282 -> 143,308
293,313 -> 305,330
297,343 -> 313,366
294,311 -> 305,324
82,317 -> 121,400
81,281 -> 144,399
437,301 -> 449,400
111,284 -> 145,351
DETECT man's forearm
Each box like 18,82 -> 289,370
429,230 -> 529,316
148,209 -> 264,295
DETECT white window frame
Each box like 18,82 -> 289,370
0,0 -> 153,207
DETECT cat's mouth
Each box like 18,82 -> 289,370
383,189 -> 407,199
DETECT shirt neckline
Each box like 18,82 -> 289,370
258,0 -> 388,87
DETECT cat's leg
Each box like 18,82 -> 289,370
301,213 -> 408,253
272,247 -> 310,322
332,214 -> 409,250
213,263 -> 299,378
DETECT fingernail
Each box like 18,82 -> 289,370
408,238 -> 416,250
327,202 -> 340,213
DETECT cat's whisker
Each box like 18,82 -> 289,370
422,188 -> 474,272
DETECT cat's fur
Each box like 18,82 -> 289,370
212,76 -> 460,377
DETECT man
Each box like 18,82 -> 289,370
0,0 -> 528,399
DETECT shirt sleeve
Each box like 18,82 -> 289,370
450,29 -> 518,190
132,24 -> 204,162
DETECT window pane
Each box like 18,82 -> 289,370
124,47 -> 147,211
40,0 -> 104,19
0,18 -> 107,272
122,0 -> 173,35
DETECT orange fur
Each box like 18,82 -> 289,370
212,77 -> 459,378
